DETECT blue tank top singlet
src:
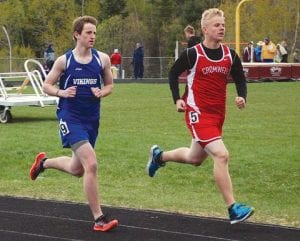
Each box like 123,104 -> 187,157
58,49 -> 104,122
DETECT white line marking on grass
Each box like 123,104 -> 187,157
0,229 -> 85,241
0,210 -> 238,241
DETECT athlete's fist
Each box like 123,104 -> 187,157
176,99 -> 186,112
235,96 -> 246,110
91,87 -> 102,98
59,86 -> 77,98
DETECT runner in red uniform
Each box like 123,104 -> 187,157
147,8 -> 254,224
185,43 -> 232,146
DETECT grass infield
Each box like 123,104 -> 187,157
0,82 -> 299,227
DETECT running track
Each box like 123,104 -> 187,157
0,196 -> 299,241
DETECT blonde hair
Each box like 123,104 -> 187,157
201,8 -> 224,28
184,25 -> 195,35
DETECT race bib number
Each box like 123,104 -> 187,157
59,119 -> 70,136
189,111 -> 199,124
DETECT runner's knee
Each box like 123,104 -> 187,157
68,164 -> 84,177
215,151 -> 229,165
187,156 -> 204,166
73,168 -> 84,177
84,161 -> 98,174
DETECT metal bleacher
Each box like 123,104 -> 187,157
0,59 -> 58,123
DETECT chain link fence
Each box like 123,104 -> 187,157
0,58 -> 45,73
0,57 -> 175,79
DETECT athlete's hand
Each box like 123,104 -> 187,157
235,96 -> 246,110
176,99 -> 186,112
91,87 -> 103,98
59,86 -> 77,98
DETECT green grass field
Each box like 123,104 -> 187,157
0,82 -> 299,227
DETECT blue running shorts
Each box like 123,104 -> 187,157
57,115 -> 99,148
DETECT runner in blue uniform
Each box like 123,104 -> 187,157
29,16 -> 118,232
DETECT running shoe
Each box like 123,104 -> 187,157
146,145 -> 165,177
228,203 -> 254,224
30,152 -> 47,180
93,215 -> 118,232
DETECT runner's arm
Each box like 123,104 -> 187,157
97,51 -> 113,98
169,48 -> 196,103
42,55 -> 72,97
230,49 -> 247,101
91,51 -> 113,99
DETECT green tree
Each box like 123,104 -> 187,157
146,0 -> 177,56
220,0 -> 299,55
0,0 -> 26,55
181,0 -> 222,26
1,0 -> 299,63
96,15 -> 127,55
22,0 -> 77,57
81,0 -> 101,19
99,0 -> 127,20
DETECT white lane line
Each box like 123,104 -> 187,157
1,197 -> 298,230
0,229 -> 86,241
120,224 -> 239,241
0,210 -> 239,241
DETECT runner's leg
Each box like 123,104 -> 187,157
72,142 -> 103,219
204,139 -> 235,206
161,140 -> 208,166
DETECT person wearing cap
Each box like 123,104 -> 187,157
261,37 -> 276,62
110,49 -> 122,78
242,41 -> 254,62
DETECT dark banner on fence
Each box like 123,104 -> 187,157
179,63 -> 300,83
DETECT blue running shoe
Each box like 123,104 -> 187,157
229,203 -> 254,224
146,145 -> 165,177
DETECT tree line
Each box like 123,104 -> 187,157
0,0 -> 299,60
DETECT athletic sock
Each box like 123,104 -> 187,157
40,158 -> 47,171
95,215 -> 104,223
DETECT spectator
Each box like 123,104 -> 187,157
184,25 -> 201,48
44,44 -> 55,70
274,44 -> 282,63
132,42 -> 144,79
261,36 -> 276,62
276,41 -> 288,63
292,48 -> 300,63
254,41 -> 264,62
110,49 -> 122,78
242,41 -> 254,62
